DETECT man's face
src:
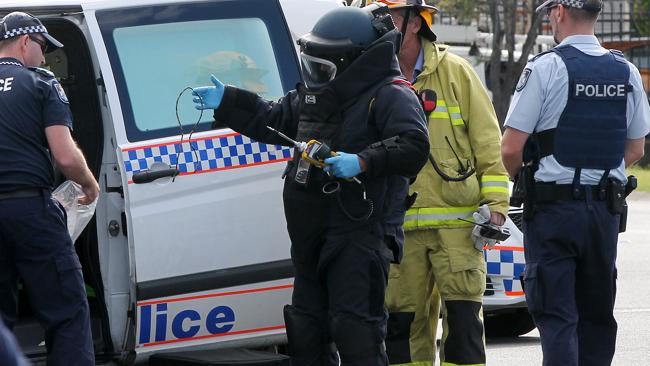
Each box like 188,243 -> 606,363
22,34 -> 46,67
389,9 -> 420,50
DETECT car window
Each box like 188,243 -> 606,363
97,0 -> 301,142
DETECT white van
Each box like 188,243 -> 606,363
2,0 -> 529,364
2,0 -> 342,364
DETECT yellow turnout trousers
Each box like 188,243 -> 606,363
385,227 -> 486,366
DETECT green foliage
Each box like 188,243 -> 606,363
632,0 -> 650,36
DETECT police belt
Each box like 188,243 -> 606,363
533,182 -> 607,203
0,188 -> 42,200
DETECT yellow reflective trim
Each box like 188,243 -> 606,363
448,106 -> 461,113
437,100 -> 447,107
481,175 -> 510,183
406,206 -> 478,215
451,118 -> 465,126
391,362 -> 431,366
430,112 -> 450,119
481,186 -> 510,194
441,363 -> 485,366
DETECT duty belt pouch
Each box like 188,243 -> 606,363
606,178 -> 626,215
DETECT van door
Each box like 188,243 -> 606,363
83,0 -> 303,351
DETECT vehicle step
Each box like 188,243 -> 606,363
149,349 -> 289,366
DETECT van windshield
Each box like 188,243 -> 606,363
97,0 -> 301,142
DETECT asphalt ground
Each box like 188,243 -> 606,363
482,192 -> 650,366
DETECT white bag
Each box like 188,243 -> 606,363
52,180 -> 98,242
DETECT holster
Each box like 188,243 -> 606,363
616,175 -> 637,233
606,178 -> 626,215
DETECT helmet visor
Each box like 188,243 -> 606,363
300,53 -> 338,89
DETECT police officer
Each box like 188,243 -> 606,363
193,5 -> 429,366
0,317 -> 29,366
0,12 -> 99,366
501,1 -> 650,365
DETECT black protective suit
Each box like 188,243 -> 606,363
212,30 -> 429,366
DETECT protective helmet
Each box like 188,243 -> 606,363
297,5 -> 397,89
351,0 -> 438,42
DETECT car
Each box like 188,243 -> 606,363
483,207 -> 535,337
2,0 -> 343,364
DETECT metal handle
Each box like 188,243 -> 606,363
132,168 -> 179,184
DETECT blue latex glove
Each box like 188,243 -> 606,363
192,75 -> 225,110
323,152 -> 362,179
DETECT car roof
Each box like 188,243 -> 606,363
0,0 -> 343,12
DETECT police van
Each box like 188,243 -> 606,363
1,0 -> 528,364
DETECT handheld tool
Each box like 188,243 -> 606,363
266,126 -> 361,184
458,217 -> 511,242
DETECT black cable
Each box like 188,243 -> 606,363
174,87 -> 204,181
322,180 -> 373,221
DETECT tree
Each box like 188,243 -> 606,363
487,1 -> 544,125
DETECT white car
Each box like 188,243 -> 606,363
483,207 -> 535,337
3,0 -> 343,364
4,1 -> 530,364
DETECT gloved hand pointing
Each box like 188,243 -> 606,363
192,75 -> 225,110
323,152 -> 363,179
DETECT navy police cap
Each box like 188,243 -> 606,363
536,0 -> 603,13
0,12 -> 63,49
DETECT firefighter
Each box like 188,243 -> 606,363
502,0 -> 650,364
192,5 -> 429,366
352,1 -> 510,365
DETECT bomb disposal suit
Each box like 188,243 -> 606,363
378,2 -> 510,365
192,5 -> 429,366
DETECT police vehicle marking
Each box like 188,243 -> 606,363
485,245 -> 526,297
136,283 -> 293,348
122,132 -> 293,182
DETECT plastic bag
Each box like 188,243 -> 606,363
52,180 -> 98,242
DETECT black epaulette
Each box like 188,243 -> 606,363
28,67 -> 55,78
530,49 -> 554,63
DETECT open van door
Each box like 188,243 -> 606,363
83,0 -> 304,355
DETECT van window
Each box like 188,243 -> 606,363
97,0 -> 301,142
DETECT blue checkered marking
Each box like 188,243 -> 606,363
122,134 -> 293,177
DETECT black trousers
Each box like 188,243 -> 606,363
524,199 -> 619,366
287,230 -> 391,366
0,193 -> 94,366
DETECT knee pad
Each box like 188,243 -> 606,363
385,312 -> 415,364
283,305 -> 332,358
330,313 -> 386,364
442,300 -> 485,364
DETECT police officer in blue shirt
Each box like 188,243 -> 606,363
0,12 -> 99,366
501,1 -> 650,365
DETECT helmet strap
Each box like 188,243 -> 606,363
399,9 -> 412,50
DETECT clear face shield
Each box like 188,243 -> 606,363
300,53 -> 338,90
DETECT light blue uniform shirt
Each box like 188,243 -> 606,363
505,35 -> 650,184
412,46 -> 424,83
